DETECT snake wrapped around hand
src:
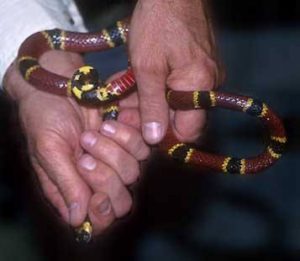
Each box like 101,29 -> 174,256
16,18 -> 287,243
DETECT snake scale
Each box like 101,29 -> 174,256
17,18 -> 287,243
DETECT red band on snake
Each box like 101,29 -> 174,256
16,17 -> 287,244
17,18 -> 287,176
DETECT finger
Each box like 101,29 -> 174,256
78,154 -> 133,217
88,192 -> 116,235
80,106 -> 102,131
32,159 -> 69,222
172,110 -> 206,142
80,131 -> 140,185
100,120 -> 150,161
35,137 -> 91,227
117,108 -> 141,130
132,59 -> 169,144
167,62 -> 216,141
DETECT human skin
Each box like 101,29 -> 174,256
3,0 -> 220,235
78,0 -> 221,233
4,50 -> 150,235
129,0 -> 222,144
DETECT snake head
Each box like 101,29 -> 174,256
70,65 -> 101,100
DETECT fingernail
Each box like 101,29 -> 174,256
82,132 -> 97,147
69,202 -> 80,224
80,155 -> 96,171
99,199 -> 111,216
143,122 -> 163,144
101,122 -> 116,136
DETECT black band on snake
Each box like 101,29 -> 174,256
16,18 -> 287,243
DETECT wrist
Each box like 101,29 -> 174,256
138,0 -> 204,8
136,0 -> 207,23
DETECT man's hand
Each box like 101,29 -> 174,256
130,0 -> 222,144
4,51 -> 149,234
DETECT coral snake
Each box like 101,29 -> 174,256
17,18 -> 287,243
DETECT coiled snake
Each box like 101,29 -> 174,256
17,19 -> 287,243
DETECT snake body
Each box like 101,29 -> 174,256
17,19 -> 287,242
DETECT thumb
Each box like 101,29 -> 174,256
133,62 -> 169,144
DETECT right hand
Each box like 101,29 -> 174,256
4,51 -> 150,234
129,0 -> 223,144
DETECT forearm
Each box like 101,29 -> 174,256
0,0 -> 86,86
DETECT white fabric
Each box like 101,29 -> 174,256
0,0 -> 87,85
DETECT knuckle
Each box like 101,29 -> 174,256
122,160 -> 140,185
97,139 -> 119,160
95,170 -> 112,188
167,56 -> 218,91
195,61 -> 217,90
131,55 -> 167,78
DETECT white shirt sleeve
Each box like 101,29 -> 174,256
0,0 -> 87,85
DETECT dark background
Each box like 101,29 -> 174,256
0,0 -> 299,260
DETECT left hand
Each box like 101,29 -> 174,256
4,51 -> 149,235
